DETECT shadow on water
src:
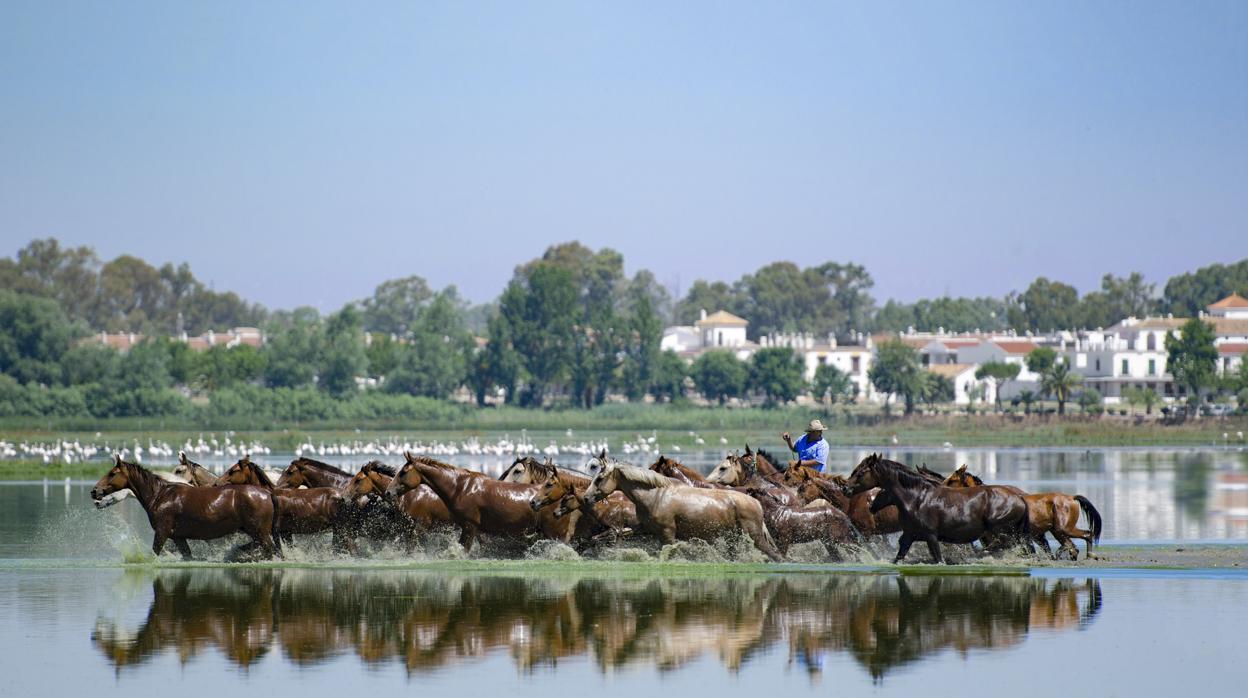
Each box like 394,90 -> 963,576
91,569 -> 1102,680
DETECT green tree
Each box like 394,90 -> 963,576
0,290 -> 77,384
192,344 -> 266,391
1078,272 -> 1157,328
263,308 -> 323,389
1025,346 -> 1057,375
1040,360 -> 1083,416
920,372 -> 956,410
319,306 -> 367,397
674,280 -> 741,325
748,347 -> 805,407
1165,318 -> 1218,414
650,350 -> 688,403
503,264 -> 577,407
1162,259 -> 1248,317
868,340 -> 924,415
1077,388 -> 1104,415
359,275 -> 433,336
364,333 -> 401,379
691,351 -> 747,405
386,291 -> 471,399
1014,389 -> 1038,415
1123,386 -> 1161,415
1008,278 -> 1080,332
473,303 -> 523,406
812,363 -> 854,406
976,361 -> 1021,412
620,293 -> 663,401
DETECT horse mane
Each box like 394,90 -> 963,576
916,464 -> 947,484
362,460 -> 397,477
874,458 -> 936,489
118,458 -> 163,492
295,457 -> 352,477
611,464 -> 674,489
755,448 -> 783,471
409,455 -> 457,470
242,461 -> 276,488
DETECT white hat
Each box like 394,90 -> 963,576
806,419 -> 826,432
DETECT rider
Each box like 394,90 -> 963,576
782,419 -> 829,473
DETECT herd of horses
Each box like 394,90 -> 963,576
90,446 -> 1102,564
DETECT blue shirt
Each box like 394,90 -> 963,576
794,434 -> 829,471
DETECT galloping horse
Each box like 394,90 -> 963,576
498,456 -> 545,484
527,465 -> 638,535
583,462 -> 784,561
173,451 -> 216,486
276,457 -> 353,489
649,455 -> 713,487
344,460 -> 453,532
788,464 -> 902,536
848,454 -> 1030,564
746,487 -> 858,557
943,465 -> 1102,560
214,457 -> 351,550
705,452 -> 805,507
92,455 -> 281,560
385,452 -> 575,551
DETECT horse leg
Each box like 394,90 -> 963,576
924,535 -> 943,564
1034,532 -> 1053,558
1054,531 -> 1078,561
152,529 -> 170,557
172,537 -> 194,560
458,526 -> 478,553
894,533 -> 915,564
746,520 -> 785,562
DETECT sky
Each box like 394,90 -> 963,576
1,1 -> 1245,312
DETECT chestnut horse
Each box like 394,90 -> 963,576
92,455 -> 281,560
788,464 -> 902,536
705,452 -> 805,507
276,457 -> 353,489
344,460 -> 453,532
848,454 -> 1030,564
527,465 -> 638,536
385,452 -> 575,551
583,462 -> 783,561
214,457 -> 352,551
943,465 -> 1102,560
649,455 -> 714,487
746,487 -> 859,557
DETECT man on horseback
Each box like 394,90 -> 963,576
782,419 -> 829,472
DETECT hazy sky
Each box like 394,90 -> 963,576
2,1 -> 1245,311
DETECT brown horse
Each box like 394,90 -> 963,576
385,452 -> 574,551
528,465 -> 639,536
706,453 -> 806,507
173,451 -> 217,486
943,465 -> 1102,560
214,457 -> 352,551
649,455 -> 712,487
276,457 -> 353,489
583,462 -> 783,561
790,465 -> 903,537
344,460 -> 453,532
746,487 -> 859,557
848,454 -> 1030,564
92,455 -> 281,560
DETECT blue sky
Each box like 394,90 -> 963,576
1,1 -> 1244,311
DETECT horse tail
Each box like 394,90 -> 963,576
1075,495 -> 1102,543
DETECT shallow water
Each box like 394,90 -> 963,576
4,446 -> 1248,695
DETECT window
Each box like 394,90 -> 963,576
1121,358 -> 1129,375
717,331 -> 723,347
851,356 -> 861,373
1095,358 -> 1101,372
1147,333 -> 1156,351
1148,359 -> 1156,376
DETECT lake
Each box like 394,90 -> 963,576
1,446 -> 1246,696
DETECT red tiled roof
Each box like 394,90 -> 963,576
992,341 -> 1038,355
1209,293 -> 1248,310
939,340 -> 981,349
1218,343 -> 1248,355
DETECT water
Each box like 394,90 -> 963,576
2,446 -> 1247,695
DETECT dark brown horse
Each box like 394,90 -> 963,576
214,457 -> 352,551
746,487 -> 859,557
848,454 -> 1030,564
344,460 -> 453,532
92,455 -> 281,560
385,452 -> 573,551
276,457 -> 353,489
943,465 -> 1102,560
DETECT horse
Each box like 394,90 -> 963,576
847,454 -> 1030,564
499,455 -> 545,483
649,455 -> 715,487
706,452 -> 806,507
385,452 -> 575,551
276,457 -> 353,489
528,464 -> 638,537
91,455 -> 281,560
173,451 -> 217,486
582,462 -> 784,561
746,487 -> 859,558
788,465 -> 904,536
943,465 -> 1102,560
214,457 -> 353,551
344,460 -> 453,533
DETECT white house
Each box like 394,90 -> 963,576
955,340 -> 1042,399
762,332 -> 877,402
927,363 -> 994,406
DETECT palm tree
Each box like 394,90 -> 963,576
1041,361 -> 1083,416
1015,389 -> 1038,416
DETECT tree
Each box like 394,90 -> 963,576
674,280 -> 741,325
319,306 -> 367,397
868,340 -> 924,415
1040,360 -> 1083,416
650,350 -> 688,403
1025,346 -> 1057,375
1008,278 -> 1080,332
263,308 -> 323,389
386,291 -> 472,399
192,344 -> 266,391
0,290 -> 78,385
1078,272 -> 1157,328
976,361 -> 1021,412
1077,388 -> 1104,415
691,351 -> 747,405
1015,389 -> 1038,415
1162,259 -> 1248,317
502,265 -> 577,407
920,372 -> 955,410
620,293 -> 663,401
359,275 -> 433,336
1123,386 -> 1161,415
873,296 -> 1008,334
812,363 -> 854,406
749,347 -> 805,407
1166,318 -> 1218,415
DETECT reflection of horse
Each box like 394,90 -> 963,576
90,568 -> 1103,678
943,465 -> 1102,560
848,454 -> 1030,563
214,457 -> 351,551
584,462 -> 783,561
92,455 -> 281,560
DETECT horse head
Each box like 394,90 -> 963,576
584,462 -> 618,504
529,466 -> 568,512
91,454 -> 131,500
847,453 -> 882,493
707,452 -> 746,485
276,460 -> 307,488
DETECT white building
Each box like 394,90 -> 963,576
955,340 -> 1043,399
927,363 -> 994,406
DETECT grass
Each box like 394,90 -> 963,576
0,459 -> 108,480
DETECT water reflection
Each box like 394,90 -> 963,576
92,570 -> 1102,679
